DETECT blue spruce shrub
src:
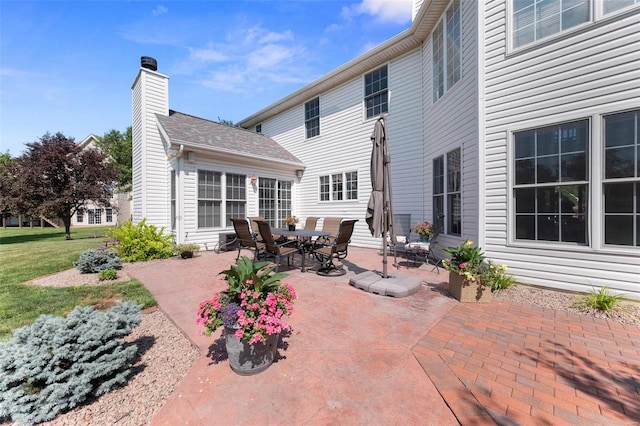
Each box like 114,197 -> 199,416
0,302 -> 141,425
74,248 -> 122,273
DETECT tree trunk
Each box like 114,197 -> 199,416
63,216 -> 72,240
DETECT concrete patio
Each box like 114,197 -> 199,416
127,247 -> 640,425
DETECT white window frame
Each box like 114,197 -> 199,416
509,0 -> 640,52
197,170 -> 222,229
364,65 -> 388,119
305,97 -> 320,139
432,0 -> 461,102
319,171 -> 358,202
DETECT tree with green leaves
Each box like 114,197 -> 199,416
7,132 -> 118,239
96,127 -> 132,192
0,151 -> 15,224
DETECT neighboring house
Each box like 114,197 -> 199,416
70,135 -> 131,227
132,0 -> 639,299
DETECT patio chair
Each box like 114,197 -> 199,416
311,219 -> 358,276
255,220 -> 300,272
231,218 -> 265,261
405,226 -> 442,273
388,214 -> 412,266
317,217 -> 342,245
247,216 -> 265,242
304,217 -> 318,231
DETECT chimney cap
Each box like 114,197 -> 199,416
141,56 -> 157,71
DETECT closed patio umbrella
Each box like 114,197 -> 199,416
365,115 -> 396,278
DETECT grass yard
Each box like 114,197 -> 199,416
0,226 -> 157,341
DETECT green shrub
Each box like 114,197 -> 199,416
74,248 -> 122,273
578,286 -> 623,312
98,268 -> 118,281
107,219 -> 174,262
481,260 -> 515,291
0,302 -> 141,425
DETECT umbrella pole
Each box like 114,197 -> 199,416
382,115 -> 394,278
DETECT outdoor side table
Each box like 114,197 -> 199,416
404,241 -> 440,272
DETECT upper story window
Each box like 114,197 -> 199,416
305,97 -> 320,138
364,66 -> 388,119
604,0 -> 640,14
320,171 -> 358,201
255,124 -> 262,133
512,0 -> 590,49
433,0 -> 461,102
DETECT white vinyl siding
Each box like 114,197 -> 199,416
483,0 -> 640,297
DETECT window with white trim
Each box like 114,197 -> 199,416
433,157 -> 444,233
603,110 -> 639,246
364,66 -> 388,119
258,178 -> 292,227
305,97 -> 320,138
433,0 -> 461,102
513,120 -> 589,243
171,170 -> 176,230
320,172 -> 358,202
511,0 -> 639,50
198,170 -> 221,228
77,208 -> 84,223
432,150 -> 461,235
225,173 -> 246,226
87,209 -> 102,225
106,208 -> 113,223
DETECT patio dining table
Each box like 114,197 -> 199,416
272,228 -> 330,272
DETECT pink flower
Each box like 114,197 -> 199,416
459,262 -> 467,269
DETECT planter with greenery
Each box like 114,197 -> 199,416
174,243 -> 200,259
197,256 -> 296,375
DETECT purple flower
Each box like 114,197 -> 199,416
220,302 -> 240,328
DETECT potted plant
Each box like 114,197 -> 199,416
412,221 -> 434,242
197,256 -> 297,375
174,242 -> 200,259
285,215 -> 299,231
442,240 -> 491,302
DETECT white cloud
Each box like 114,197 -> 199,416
189,47 -> 229,63
344,0 -> 412,24
152,5 -> 168,17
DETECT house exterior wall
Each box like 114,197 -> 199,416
131,67 -> 170,229
422,0 -> 480,253
261,49 -> 425,248
482,1 -> 640,297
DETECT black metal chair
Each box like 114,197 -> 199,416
255,220 -> 300,272
231,218 -> 265,261
311,219 -> 358,276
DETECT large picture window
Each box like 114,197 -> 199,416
305,97 -> 320,139
513,120 -> 589,243
433,0 -> 461,102
603,110 -> 639,246
364,66 -> 388,119
198,170 -> 221,228
320,172 -> 358,202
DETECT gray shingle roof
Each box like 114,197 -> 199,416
156,110 -> 303,165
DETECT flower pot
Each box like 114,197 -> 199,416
224,327 -> 279,376
180,251 -> 194,259
448,271 -> 491,303
288,224 -> 296,231
419,235 -> 431,243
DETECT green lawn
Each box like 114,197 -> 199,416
0,226 -> 157,341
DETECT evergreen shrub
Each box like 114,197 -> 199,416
0,302 -> 142,425
107,219 -> 174,262
74,248 -> 122,274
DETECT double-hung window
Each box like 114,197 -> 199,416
603,110 -> 639,246
513,120 -> 589,243
198,170 -> 221,228
432,148 -> 461,235
77,208 -> 84,223
106,208 -> 113,223
305,97 -> 320,138
364,66 -> 388,119
433,0 -> 461,102
320,171 -> 358,201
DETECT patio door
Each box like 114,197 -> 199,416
258,178 -> 292,227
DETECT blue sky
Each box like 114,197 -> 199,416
0,0 -> 412,156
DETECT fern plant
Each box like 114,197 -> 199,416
0,302 -> 141,425
107,218 -> 174,262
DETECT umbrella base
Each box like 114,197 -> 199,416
349,270 -> 421,297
